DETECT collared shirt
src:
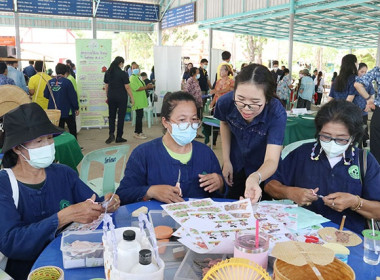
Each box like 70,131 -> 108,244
130,74 -> 148,110
270,142 -> 380,234
7,66 -> 28,93
214,91 -> 287,176
329,74 -> 358,100
299,76 -> 315,101
356,66 -> 380,107
23,65 -> 36,78
353,76 -> 375,116
198,67 -> 209,91
0,74 -> 15,86
276,74 -> 291,100
29,72 -> 51,109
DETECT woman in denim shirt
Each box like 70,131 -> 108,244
214,64 -> 286,202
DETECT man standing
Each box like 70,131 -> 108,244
270,60 -> 283,84
355,66 -> 380,164
23,60 -> 36,78
0,62 -> 15,85
216,51 -> 233,81
311,69 -> 318,81
44,63 -> 79,138
198,59 -> 212,106
28,61 -> 51,109
6,57 -> 28,93
297,69 -> 314,110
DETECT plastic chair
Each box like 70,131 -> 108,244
131,91 -> 157,128
79,145 -> 130,196
281,138 -> 316,159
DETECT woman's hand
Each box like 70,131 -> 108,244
288,187 -> 319,206
199,173 -> 224,193
323,192 -> 357,212
243,174 -> 262,203
146,185 -> 184,204
222,161 -> 233,186
102,193 -> 121,213
130,98 -> 135,106
58,194 -> 103,228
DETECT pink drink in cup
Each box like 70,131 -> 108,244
234,231 -> 269,269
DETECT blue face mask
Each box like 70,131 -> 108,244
196,74 -> 200,79
132,69 -> 140,75
169,123 -> 198,146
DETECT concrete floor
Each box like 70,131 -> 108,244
75,118 -> 223,183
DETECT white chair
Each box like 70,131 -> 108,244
131,91 -> 157,128
281,139 -> 316,159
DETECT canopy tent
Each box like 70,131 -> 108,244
197,0 -> 380,50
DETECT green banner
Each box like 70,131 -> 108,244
75,39 -> 111,128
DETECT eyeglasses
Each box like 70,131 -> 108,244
319,134 -> 351,145
234,100 -> 263,112
169,119 -> 202,131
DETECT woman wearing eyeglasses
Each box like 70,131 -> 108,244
116,91 -> 224,204
214,64 -> 287,202
264,100 -> 380,233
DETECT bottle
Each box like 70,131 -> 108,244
131,249 -> 159,274
117,230 -> 141,273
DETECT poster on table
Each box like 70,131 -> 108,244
75,39 -> 111,128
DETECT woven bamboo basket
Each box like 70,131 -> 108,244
44,109 -> 61,126
274,258 -> 355,280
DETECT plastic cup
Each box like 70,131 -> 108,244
362,229 -> 380,265
233,230 -> 269,269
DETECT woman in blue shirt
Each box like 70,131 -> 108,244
214,64 -> 286,202
117,91 -> 224,205
265,100 -> 380,234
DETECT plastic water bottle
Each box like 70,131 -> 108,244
117,230 -> 141,273
131,249 -> 159,274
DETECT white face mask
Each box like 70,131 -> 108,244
299,74 -> 303,78
203,64 -> 208,70
20,143 -> 55,169
196,74 -> 200,79
273,67 -> 278,71
320,140 -> 350,158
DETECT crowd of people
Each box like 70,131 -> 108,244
0,52 -> 379,279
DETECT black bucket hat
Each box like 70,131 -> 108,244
2,103 -> 63,153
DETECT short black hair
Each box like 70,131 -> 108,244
55,63 -> 67,75
222,51 -> 231,61
140,72 -> 147,77
358,62 -> 368,71
234,63 -> 277,103
29,60 -> 34,65
272,60 -> 279,66
189,67 -> 198,76
161,91 -> 197,132
6,56 -> 16,65
0,62 -> 7,74
200,58 -> 208,64
34,61 -> 44,72
315,99 -> 364,145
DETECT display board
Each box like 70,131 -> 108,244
96,1 -> 159,21
161,2 -> 195,29
17,0 -> 92,17
76,39 -> 111,128
0,0 -> 13,11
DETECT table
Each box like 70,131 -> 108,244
32,200 -> 380,279
202,115 -> 316,148
283,115 -> 316,146
54,132 -> 83,172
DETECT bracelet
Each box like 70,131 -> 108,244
366,95 -> 371,101
352,195 -> 363,211
255,171 -> 262,185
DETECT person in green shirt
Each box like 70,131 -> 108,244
130,63 -> 153,140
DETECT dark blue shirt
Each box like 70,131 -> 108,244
117,138 -> 223,204
23,64 -> 36,78
44,76 -> 79,118
182,72 -> 191,81
0,164 -> 98,279
270,142 -> 380,234
329,74 -> 358,100
353,76 -> 375,116
198,67 -> 209,91
214,91 -> 287,176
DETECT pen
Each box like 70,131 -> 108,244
176,169 -> 182,197
312,189 -> 324,198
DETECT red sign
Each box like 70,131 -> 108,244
0,36 -> 16,46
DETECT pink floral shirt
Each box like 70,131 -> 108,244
185,77 -> 203,108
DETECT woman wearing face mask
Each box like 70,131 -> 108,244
116,91 -> 224,205
0,103 -> 120,280
214,64 -> 287,203
264,100 -> 380,234
130,63 -> 153,140
185,67 -> 203,118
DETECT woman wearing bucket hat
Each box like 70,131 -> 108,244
0,103 -> 120,279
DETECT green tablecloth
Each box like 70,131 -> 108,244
284,115 -> 316,146
54,132 -> 83,172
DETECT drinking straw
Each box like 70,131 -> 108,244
255,219 -> 259,249
339,215 -> 346,231
371,218 -> 375,236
